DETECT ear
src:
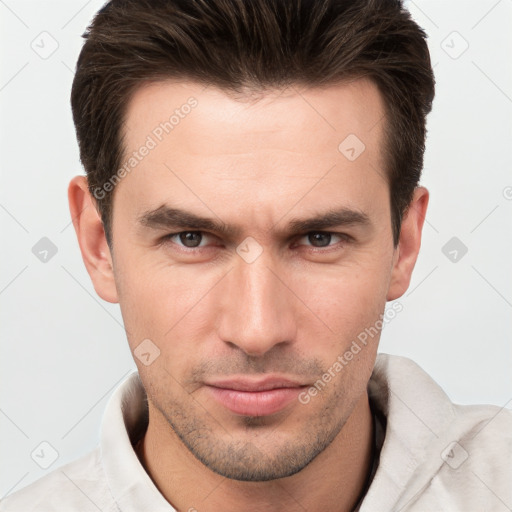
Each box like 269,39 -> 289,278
386,186 -> 429,301
68,175 -> 119,303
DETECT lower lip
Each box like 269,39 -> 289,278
206,386 -> 304,416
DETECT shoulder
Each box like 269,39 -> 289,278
366,354 -> 512,510
442,401 -> 512,475
448,401 -> 512,474
453,400 -> 512,443
413,403 -> 512,510
0,448 -> 117,512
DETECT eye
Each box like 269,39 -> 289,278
296,231 -> 350,249
160,230 -> 350,253
162,231 -> 214,249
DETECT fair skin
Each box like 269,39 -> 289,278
69,78 -> 428,511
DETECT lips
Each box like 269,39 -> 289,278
204,377 -> 307,417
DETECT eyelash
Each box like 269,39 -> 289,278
160,231 -> 352,252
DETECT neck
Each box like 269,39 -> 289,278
138,393 -> 374,512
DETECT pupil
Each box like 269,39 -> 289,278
180,231 -> 202,247
309,232 -> 331,247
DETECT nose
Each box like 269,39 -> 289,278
217,251 -> 297,357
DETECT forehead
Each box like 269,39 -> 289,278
114,78 -> 389,234
123,78 -> 386,159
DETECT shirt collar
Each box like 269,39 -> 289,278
361,353 -> 455,510
100,371 -> 175,511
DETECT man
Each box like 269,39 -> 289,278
1,0 -> 510,510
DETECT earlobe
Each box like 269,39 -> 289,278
68,175 -> 119,304
386,186 -> 429,301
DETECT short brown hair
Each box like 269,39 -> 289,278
71,0 -> 435,247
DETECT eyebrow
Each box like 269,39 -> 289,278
137,205 -> 372,237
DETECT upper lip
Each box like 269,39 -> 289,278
205,376 -> 307,392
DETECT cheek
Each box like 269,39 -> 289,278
114,254 -> 224,351
296,269 -> 385,408
295,259 -> 390,348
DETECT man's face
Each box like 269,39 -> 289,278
110,79 -> 397,480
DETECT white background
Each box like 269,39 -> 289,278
1,0 -> 511,497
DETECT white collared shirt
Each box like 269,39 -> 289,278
2,354 -> 511,511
